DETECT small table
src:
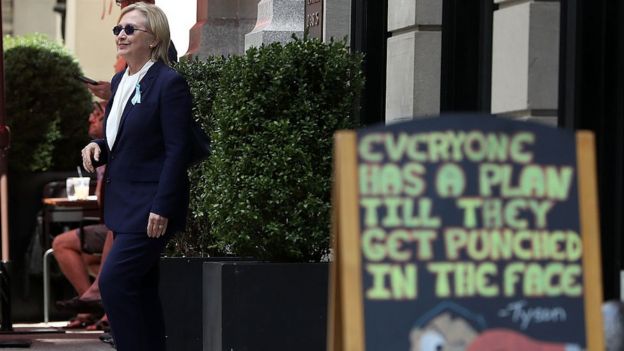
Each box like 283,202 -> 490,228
42,195 -> 98,207
41,196 -> 100,248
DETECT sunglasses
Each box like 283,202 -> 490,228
112,24 -> 150,36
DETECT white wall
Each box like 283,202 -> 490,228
66,0 -> 120,81
156,0 -> 196,57
13,0 -> 57,39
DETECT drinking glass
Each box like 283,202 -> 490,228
66,177 -> 90,200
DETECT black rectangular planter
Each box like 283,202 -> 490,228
203,262 -> 329,351
159,258 -> 329,351
159,257 -> 241,351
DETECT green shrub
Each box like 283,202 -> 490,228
166,56 -> 227,257
4,34 -> 92,172
194,38 -> 363,262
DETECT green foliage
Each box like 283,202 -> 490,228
166,56 -> 227,257
173,38 -> 363,262
4,34 -> 92,172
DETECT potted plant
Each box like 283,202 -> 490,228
4,34 -> 92,173
161,38 -> 363,351
3,34 -> 93,321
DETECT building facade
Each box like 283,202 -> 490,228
347,0 -> 624,299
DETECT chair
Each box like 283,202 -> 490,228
43,224 -> 104,323
42,247 -> 55,323
41,180 -> 101,323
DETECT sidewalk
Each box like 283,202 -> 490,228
0,322 -> 112,350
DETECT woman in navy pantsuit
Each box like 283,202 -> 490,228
81,3 -> 192,350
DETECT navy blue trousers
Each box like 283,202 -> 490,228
99,232 -> 168,351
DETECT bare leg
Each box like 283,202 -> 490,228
81,231 -> 113,300
82,249 -> 102,277
52,229 -> 91,295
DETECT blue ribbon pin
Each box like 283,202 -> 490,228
131,83 -> 141,105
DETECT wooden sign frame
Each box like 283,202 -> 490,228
328,131 -> 363,351
576,131 -> 604,350
328,129 -> 604,351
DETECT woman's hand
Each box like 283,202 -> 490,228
81,142 -> 101,173
86,81 -> 112,101
147,213 -> 168,238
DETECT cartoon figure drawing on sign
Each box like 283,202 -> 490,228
409,302 -> 582,351
409,302 -> 485,351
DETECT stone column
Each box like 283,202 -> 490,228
603,301 -> 624,351
385,0 -> 442,123
491,0 -> 560,126
323,0 -> 350,44
187,0 -> 259,58
1,0 -> 13,35
244,0 -> 304,50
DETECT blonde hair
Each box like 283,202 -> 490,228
119,2 -> 171,66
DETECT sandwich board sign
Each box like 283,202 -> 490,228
328,115 -> 604,351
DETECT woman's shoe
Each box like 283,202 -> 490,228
99,333 -> 115,348
56,296 -> 104,313
62,314 -> 97,329
86,318 -> 111,332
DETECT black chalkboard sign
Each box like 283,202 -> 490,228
328,115 -> 603,351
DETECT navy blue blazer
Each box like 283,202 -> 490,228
94,61 -> 192,234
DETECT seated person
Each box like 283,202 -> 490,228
53,226 -> 108,328
55,230 -> 114,331
52,101 -> 109,329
